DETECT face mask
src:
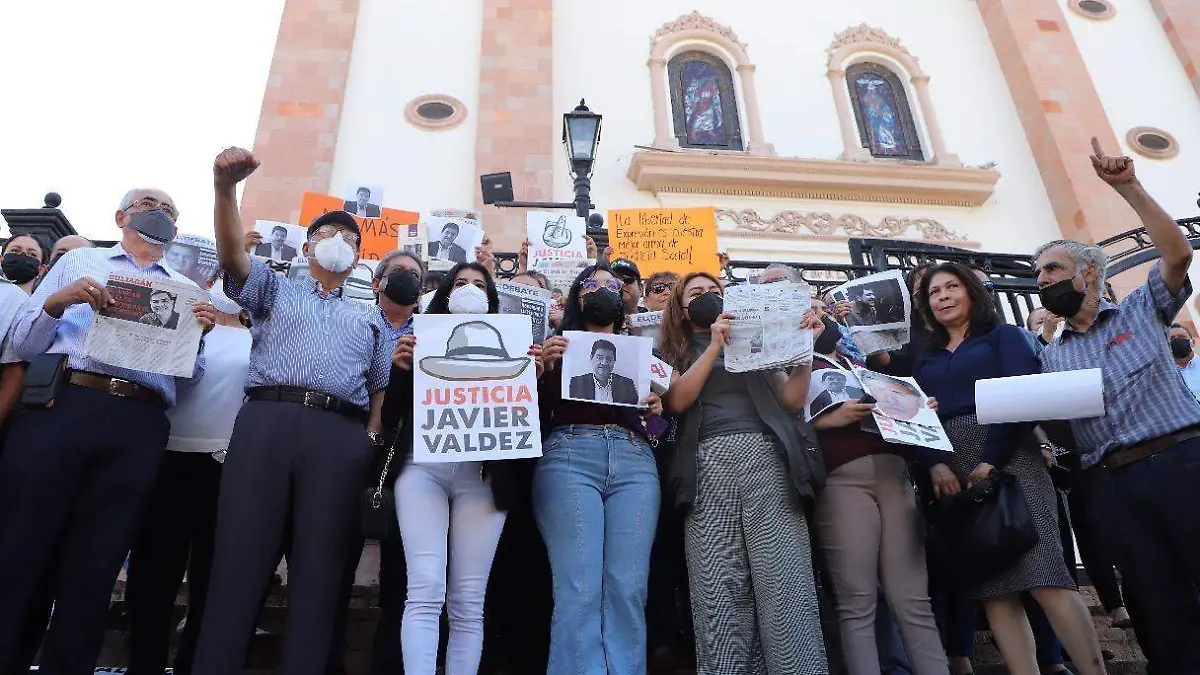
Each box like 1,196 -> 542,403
814,317 -> 843,354
582,289 -> 623,327
419,290 -> 436,313
448,283 -> 489,314
1039,277 -> 1086,318
1,253 -> 40,285
382,270 -> 422,306
1170,338 -> 1193,359
127,209 -> 176,246
687,292 -> 723,329
209,278 -> 243,316
313,236 -> 356,274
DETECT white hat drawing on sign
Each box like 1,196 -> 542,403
419,321 -> 532,381
542,215 -> 572,249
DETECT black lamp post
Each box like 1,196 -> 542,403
481,99 -> 608,248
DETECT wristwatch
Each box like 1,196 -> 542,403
367,431 -> 385,447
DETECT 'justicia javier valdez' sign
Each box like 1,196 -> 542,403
412,314 -> 543,463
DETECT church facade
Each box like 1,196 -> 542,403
237,0 -> 1200,277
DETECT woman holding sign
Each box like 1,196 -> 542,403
657,271 -> 829,675
386,261 -> 542,675
537,263 -> 667,675
914,263 -> 1104,675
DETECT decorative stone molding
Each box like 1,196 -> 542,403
1068,0 -> 1117,20
717,209 -> 970,245
404,94 -> 468,131
647,12 -> 774,157
825,24 -> 961,167
627,150 -> 999,207
1126,126 -> 1179,159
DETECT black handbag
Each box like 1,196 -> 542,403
928,471 -> 1039,591
360,424 -> 402,541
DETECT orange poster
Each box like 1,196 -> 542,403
606,207 -> 719,276
298,192 -> 420,261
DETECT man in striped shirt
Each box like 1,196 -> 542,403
194,148 -> 395,675
1036,139 -> 1200,672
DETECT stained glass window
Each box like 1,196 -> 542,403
846,63 -> 924,161
668,51 -> 743,151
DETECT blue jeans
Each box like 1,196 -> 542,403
533,425 -> 660,675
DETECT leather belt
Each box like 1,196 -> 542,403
69,371 -> 164,407
246,386 -> 367,422
1092,426 -> 1200,473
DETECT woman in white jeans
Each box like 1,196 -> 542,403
385,261 -> 541,675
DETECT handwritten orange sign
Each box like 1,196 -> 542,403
298,192 -> 420,261
606,207 -> 719,276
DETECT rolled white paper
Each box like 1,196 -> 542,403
975,369 -> 1105,424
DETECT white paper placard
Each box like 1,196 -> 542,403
412,314 -> 542,463
527,211 -> 589,293
975,369 -> 1105,424
561,330 -> 652,408
649,356 -> 673,395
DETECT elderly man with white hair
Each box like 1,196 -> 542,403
1035,139 -> 1200,673
0,187 -> 215,675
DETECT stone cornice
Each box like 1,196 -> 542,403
715,208 -> 979,248
627,150 -> 1000,207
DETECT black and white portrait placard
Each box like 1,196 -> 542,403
832,270 -> 910,333
425,211 -> 485,271
561,331 -> 652,408
803,358 -> 868,422
853,367 -> 953,452
252,220 -> 307,263
343,183 -> 385,219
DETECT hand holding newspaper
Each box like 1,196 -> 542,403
723,280 -> 814,373
83,275 -> 207,377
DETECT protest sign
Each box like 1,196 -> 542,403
426,209 -> 485,271
412,314 -> 542,463
343,182 -> 385,218
252,221 -> 307,263
854,368 -> 953,452
527,211 -> 589,293
606,208 -> 719,277
298,192 -> 420,261
164,234 -> 218,288
831,270 -> 911,334
84,275 -> 207,377
561,331 -> 652,408
496,281 -> 552,343
724,281 -> 813,372
804,358 -> 868,422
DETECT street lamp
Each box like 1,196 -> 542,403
481,99 -> 608,246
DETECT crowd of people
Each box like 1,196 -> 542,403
0,138 -> 1197,675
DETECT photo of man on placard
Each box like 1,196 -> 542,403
428,221 -> 469,264
569,338 -> 639,405
343,185 -> 382,218
139,289 -> 181,330
254,224 -> 299,262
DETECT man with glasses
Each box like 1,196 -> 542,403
194,148 -> 394,675
0,188 -> 214,675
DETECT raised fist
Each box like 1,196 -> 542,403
1089,137 -> 1136,187
214,147 -> 260,189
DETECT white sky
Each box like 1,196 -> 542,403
0,0 -> 287,242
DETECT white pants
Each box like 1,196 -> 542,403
395,461 -> 507,675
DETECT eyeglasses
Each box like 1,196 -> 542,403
581,277 -> 623,294
309,225 -> 360,247
648,282 -> 675,295
125,196 -> 178,221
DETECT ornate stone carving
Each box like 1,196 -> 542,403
651,11 -> 747,53
716,208 -> 967,242
826,24 -> 912,63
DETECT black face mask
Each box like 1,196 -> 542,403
687,292 -> 723,329
382,270 -> 421,306
582,289 -> 623,327
2,253 -> 40,285
1170,338 -> 1193,359
1039,278 -> 1086,318
127,209 -> 176,246
814,317 -> 843,354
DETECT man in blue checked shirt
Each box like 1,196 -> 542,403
194,148 -> 395,675
0,189 -> 215,675
1036,138 -> 1200,673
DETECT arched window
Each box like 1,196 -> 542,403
846,62 -> 923,161
668,51 -> 744,151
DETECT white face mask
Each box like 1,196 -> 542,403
448,283 -> 489,314
312,236 -> 356,274
208,278 -> 243,316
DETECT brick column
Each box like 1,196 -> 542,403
473,0 -> 555,251
1150,0 -> 1200,103
976,0 -> 1132,245
239,0 -> 360,228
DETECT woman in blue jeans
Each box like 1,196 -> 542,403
537,263 -> 667,674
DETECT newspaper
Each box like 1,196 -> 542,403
496,281 -> 552,344
849,327 -> 909,357
83,275 -> 207,377
831,270 -> 912,334
628,310 -> 663,342
723,280 -> 814,372
853,367 -> 953,452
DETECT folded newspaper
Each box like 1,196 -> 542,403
496,281 -> 552,343
83,274 -> 207,378
723,280 -> 814,373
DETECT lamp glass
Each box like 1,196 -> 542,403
566,116 -> 599,162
